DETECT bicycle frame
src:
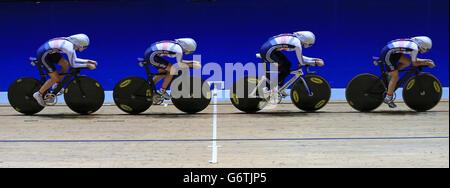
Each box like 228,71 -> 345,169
249,57 -> 316,97
137,58 -> 169,94
30,57 -> 85,96
373,57 -> 426,91
137,58 -> 192,92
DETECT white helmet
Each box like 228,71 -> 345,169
66,34 -> 90,50
175,38 -> 197,54
411,36 -> 432,52
294,31 -> 316,48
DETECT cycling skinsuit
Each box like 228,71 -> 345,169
380,39 -> 419,72
36,37 -> 89,73
260,34 -> 316,86
144,40 -> 183,70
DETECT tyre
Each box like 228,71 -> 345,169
64,76 -> 105,115
8,77 -> 45,115
346,73 -> 385,112
403,73 -> 442,112
230,76 -> 268,113
171,76 -> 211,113
290,75 -> 331,112
113,76 -> 153,114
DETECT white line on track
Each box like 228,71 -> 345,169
208,81 -> 224,164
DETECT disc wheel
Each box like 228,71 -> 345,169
346,73 -> 385,112
171,76 -> 211,114
8,77 -> 45,115
64,76 -> 105,115
230,76 -> 268,113
113,76 -> 153,114
403,73 -> 442,112
290,75 -> 331,112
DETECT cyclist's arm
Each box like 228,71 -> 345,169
410,50 -> 433,67
61,42 -> 89,68
72,52 -> 90,68
294,46 -> 316,66
177,50 -> 201,69
175,51 -> 184,64
414,58 -> 435,67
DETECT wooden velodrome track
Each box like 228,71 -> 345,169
0,100 -> 448,168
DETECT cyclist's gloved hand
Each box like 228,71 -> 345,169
315,58 -> 325,67
427,60 -> 435,68
87,60 -> 98,66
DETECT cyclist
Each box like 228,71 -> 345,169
260,31 -> 324,96
143,38 -> 200,99
380,36 -> 435,108
33,34 -> 98,107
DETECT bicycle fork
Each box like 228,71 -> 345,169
249,69 -> 314,98
281,70 -> 314,97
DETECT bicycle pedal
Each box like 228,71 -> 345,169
44,93 -> 57,106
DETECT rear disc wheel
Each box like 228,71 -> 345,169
113,76 -> 153,114
230,76 -> 268,113
171,76 -> 211,114
8,77 -> 45,115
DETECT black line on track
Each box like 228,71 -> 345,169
0,136 -> 448,143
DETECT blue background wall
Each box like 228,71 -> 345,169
0,0 -> 448,91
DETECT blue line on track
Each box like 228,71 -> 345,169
0,136 -> 448,143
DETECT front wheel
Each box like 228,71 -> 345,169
8,77 -> 45,115
290,75 -> 331,112
346,73 -> 385,112
403,73 -> 442,112
64,76 -> 105,115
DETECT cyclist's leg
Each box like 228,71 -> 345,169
149,56 -> 173,99
150,56 -> 170,85
386,54 -> 410,96
259,42 -> 276,87
386,54 -> 408,96
387,70 -> 399,96
56,56 -> 69,84
265,53 -> 280,90
272,51 -> 292,88
156,64 -> 173,99
34,54 -> 62,106
38,54 -> 63,94
384,53 -> 403,108
397,54 -> 411,70
40,72 -> 60,93
153,72 -> 165,84
160,64 -> 173,91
